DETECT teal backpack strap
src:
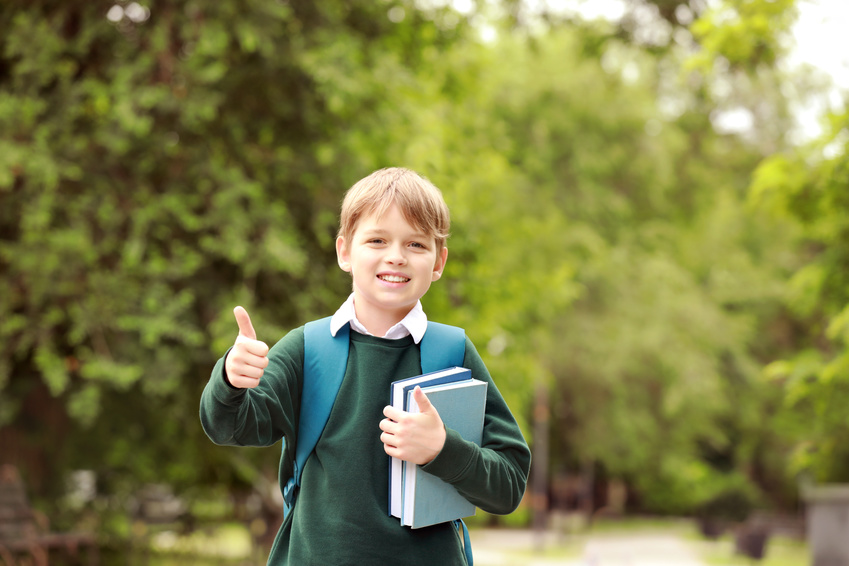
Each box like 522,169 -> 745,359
422,322 -> 473,566
282,317 -> 350,516
454,519 -> 474,566
420,321 -> 465,372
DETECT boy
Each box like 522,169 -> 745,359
200,167 -> 531,565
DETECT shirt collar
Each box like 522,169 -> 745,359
329,293 -> 428,344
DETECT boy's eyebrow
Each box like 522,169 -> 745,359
359,228 -> 432,240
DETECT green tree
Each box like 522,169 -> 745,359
750,111 -> 849,482
468,14 -> 802,513
691,0 -> 849,484
0,0 -> 473,518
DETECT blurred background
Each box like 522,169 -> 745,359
1,0 -> 848,564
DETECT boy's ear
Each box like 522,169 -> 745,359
431,246 -> 448,282
336,236 -> 352,272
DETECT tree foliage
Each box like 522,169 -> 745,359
473,22 -> 799,512
0,0 -> 471,503
750,110 -> 849,481
0,0 -> 831,528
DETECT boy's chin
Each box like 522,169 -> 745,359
357,293 -> 419,314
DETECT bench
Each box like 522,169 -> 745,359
0,464 -> 98,566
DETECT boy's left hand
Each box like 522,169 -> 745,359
380,387 -> 446,466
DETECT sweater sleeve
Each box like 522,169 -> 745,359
420,337 -> 531,515
199,327 -> 305,448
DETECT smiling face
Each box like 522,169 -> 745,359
336,203 -> 448,335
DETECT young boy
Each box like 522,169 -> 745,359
200,167 -> 531,565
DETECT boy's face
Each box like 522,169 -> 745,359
336,203 -> 448,329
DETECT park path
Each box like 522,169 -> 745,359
470,529 -> 707,566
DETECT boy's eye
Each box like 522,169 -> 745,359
410,242 -> 426,249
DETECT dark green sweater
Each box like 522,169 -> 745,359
200,327 -> 531,565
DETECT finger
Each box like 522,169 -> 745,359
236,335 -> 269,358
379,418 -> 398,434
412,386 -> 434,413
233,306 -> 257,340
380,432 -> 397,448
229,375 -> 261,389
383,405 -> 403,421
233,363 -> 265,380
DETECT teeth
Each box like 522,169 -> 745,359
379,275 -> 410,283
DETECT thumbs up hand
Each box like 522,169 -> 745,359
379,386 -> 446,465
224,306 -> 269,389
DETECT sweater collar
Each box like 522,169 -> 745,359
330,293 -> 427,344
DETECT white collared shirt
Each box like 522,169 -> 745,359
329,293 -> 428,344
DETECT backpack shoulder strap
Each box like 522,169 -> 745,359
282,317 -> 350,514
422,321 -> 473,565
420,321 -> 466,372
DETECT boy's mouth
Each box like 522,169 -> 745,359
378,274 -> 410,283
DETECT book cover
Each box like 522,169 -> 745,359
388,367 -> 472,518
402,378 -> 488,529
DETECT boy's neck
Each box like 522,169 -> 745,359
354,302 -> 412,338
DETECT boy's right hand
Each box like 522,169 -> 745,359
225,306 -> 269,389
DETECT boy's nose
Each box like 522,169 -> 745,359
385,247 -> 408,265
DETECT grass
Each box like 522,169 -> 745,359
589,515 -> 697,534
471,516 -> 810,566
96,522 -> 261,566
698,534 -> 808,566
147,522 -> 254,558
469,529 -> 583,566
589,517 -> 809,566
105,515 -> 811,566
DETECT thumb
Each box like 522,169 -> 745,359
233,306 -> 257,340
413,386 -> 435,414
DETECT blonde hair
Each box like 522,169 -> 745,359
338,167 -> 450,250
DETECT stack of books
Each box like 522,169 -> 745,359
388,367 -> 487,529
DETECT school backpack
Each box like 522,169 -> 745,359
281,316 -> 474,565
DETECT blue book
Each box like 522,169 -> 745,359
388,367 -> 472,519
401,378 -> 487,529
